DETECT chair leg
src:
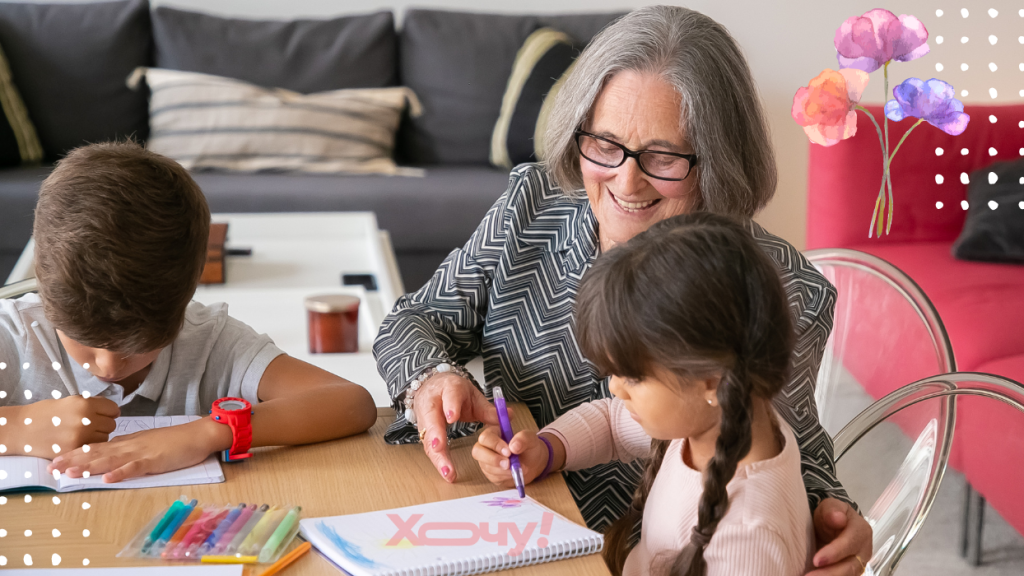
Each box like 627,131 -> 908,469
960,483 -> 985,566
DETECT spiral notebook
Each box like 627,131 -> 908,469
298,489 -> 603,576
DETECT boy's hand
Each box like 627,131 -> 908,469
47,416 -> 230,483
472,427 -> 551,487
15,396 -> 119,456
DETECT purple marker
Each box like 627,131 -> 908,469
493,386 -> 525,498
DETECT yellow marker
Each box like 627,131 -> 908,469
200,555 -> 258,564
237,506 -> 279,554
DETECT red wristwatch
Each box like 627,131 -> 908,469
210,397 -> 253,462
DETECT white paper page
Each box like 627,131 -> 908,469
0,455 -> 58,492
0,566 -> 242,576
56,416 -> 224,492
299,489 -> 602,576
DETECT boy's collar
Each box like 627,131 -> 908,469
75,346 -> 172,406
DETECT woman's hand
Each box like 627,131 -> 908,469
47,416 -> 230,483
413,373 -> 502,483
472,428 -> 557,487
807,498 -> 873,575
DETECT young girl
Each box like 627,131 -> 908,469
472,213 -> 814,575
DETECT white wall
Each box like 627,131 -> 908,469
41,0 -> 1024,248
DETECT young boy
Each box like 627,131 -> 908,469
0,142 -> 377,483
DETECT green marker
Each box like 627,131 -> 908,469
238,506 -> 280,555
257,506 -> 301,563
142,499 -> 185,554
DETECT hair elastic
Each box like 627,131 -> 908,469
536,435 -> 555,481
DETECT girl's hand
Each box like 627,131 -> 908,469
46,416 -> 230,483
472,427 -> 553,487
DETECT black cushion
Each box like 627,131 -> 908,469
0,0 -> 151,159
398,10 -> 624,165
152,6 -> 397,93
0,43 -> 43,167
953,159 -> 1024,263
490,28 -> 576,169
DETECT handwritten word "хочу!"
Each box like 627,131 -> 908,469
386,512 -> 555,556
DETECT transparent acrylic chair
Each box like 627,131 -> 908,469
834,372 -> 1024,576
805,249 -> 955,437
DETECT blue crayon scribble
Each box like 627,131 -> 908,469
318,521 -> 382,569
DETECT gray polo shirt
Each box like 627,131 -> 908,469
0,294 -> 284,416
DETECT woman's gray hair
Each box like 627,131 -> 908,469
541,5 -> 777,217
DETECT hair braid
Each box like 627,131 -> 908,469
603,440 -> 671,575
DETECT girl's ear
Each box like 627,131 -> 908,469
701,372 -> 724,407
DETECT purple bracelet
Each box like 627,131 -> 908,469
536,435 -> 555,481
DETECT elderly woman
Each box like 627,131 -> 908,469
374,6 -> 870,575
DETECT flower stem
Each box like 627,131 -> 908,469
889,119 -> 926,162
882,62 -> 891,236
855,105 -> 889,238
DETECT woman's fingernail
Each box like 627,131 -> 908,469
431,438 -> 439,449
446,410 -> 454,422
441,466 -> 450,477
502,448 -> 510,456
502,459 -> 509,469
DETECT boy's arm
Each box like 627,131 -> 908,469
47,355 -> 377,482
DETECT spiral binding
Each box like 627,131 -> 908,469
375,534 -> 604,576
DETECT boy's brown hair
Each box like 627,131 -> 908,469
33,141 -> 210,354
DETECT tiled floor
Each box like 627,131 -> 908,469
823,371 -> 1024,575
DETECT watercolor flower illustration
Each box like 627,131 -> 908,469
794,8 -> 968,237
792,69 -> 870,146
481,497 -> 524,509
834,9 -> 930,72
885,78 -> 970,135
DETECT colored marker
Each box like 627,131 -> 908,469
141,499 -> 185,554
169,508 -> 218,559
151,499 -> 198,555
182,509 -> 229,559
225,504 -> 269,554
493,386 -> 525,498
161,506 -> 204,558
258,506 -> 302,563
242,507 -> 286,556
261,541 -> 312,576
197,503 -> 246,556
212,503 -> 256,554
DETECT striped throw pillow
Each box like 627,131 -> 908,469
129,67 -> 422,175
0,42 -> 43,167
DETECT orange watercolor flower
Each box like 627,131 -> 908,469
792,68 -> 870,146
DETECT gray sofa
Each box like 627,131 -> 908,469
0,1 -> 621,289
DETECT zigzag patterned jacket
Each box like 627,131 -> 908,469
374,164 -> 850,531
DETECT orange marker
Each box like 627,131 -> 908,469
161,507 -> 203,558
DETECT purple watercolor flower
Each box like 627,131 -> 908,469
835,9 -> 930,73
884,78 -> 970,135
481,497 -> 523,509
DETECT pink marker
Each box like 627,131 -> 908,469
213,504 -> 256,554
169,508 -> 218,559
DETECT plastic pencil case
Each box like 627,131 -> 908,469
118,496 -> 302,564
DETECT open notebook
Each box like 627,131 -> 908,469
0,416 -> 224,493
299,489 -> 603,576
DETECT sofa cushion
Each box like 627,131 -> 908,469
0,165 -> 51,254
490,28 -> 576,170
190,166 -> 510,252
952,158 -> 1024,263
0,0 -> 151,159
808,104 -> 1024,248
399,9 -> 623,165
850,241 -> 1024,371
134,67 -> 420,175
152,6 -> 397,93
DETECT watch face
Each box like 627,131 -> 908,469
218,400 -> 247,411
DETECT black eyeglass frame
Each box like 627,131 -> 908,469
574,129 -> 699,182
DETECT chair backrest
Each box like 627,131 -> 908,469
834,372 -> 1024,576
805,248 -> 955,436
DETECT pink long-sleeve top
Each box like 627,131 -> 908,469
541,398 -> 814,576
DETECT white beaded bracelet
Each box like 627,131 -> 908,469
402,362 -> 471,427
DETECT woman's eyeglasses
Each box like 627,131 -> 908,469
574,130 -> 698,182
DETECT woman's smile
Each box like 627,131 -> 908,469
609,190 -> 661,214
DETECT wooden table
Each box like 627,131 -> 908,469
0,407 -> 610,576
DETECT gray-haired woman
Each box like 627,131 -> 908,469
374,6 -> 871,575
